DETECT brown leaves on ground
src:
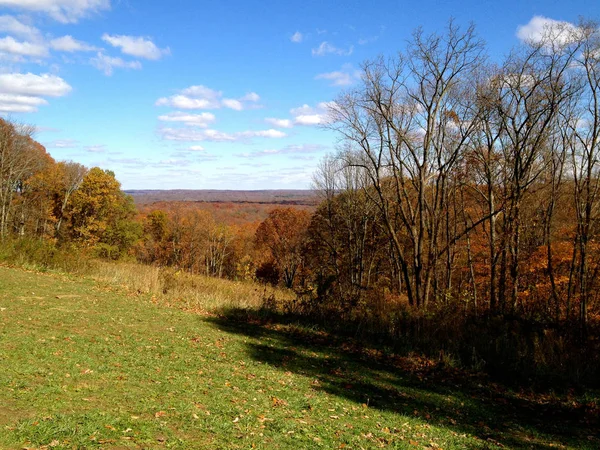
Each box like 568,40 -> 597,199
271,396 -> 288,407
226,316 -> 600,436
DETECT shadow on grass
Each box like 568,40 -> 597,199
206,308 -> 600,450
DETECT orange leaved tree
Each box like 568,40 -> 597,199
255,207 -> 310,288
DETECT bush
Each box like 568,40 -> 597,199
0,237 -> 90,273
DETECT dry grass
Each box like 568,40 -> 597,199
87,260 -> 294,313
0,237 -> 294,315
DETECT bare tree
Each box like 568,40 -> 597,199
563,21 -> 600,335
329,21 -> 485,307
310,155 -> 381,304
491,26 -> 582,314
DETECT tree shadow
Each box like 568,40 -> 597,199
206,309 -> 600,449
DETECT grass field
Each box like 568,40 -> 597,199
0,265 -> 598,449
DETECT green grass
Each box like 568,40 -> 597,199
0,266 -> 598,449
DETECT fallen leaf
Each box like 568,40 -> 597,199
271,396 -> 288,407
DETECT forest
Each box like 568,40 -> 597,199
2,19 -> 600,388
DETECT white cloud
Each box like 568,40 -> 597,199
158,111 -> 216,128
156,86 -> 223,110
260,103 -> 335,128
156,85 -> 260,111
50,35 -> 97,52
240,92 -> 260,102
107,157 -> 147,167
312,41 -> 353,56
188,145 -> 205,151
222,98 -> 243,111
0,15 -> 40,40
516,16 -> 579,46
0,36 -> 48,57
45,138 -> 79,148
0,93 -> 47,112
237,143 -> 326,158
315,65 -> 361,86
160,128 -> 235,142
0,94 -> 47,106
0,0 -> 111,23
0,52 -> 25,62
102,34 -> 169,60
246,129 -> 286,138
0,20 -> 96,60
85,144 -> 106,153
0,104 -> 36,113
276,167 -> 315,184
291,31 -> 303,43
181,85 -> 220,98
290,102 -> 336,126
290,104 -> 314,116
0,72 -> 71,112
316,101 -> 337,111
159,127 -> 286,142
265,118 -> 293,128
209,166 -> 315,187
294,114 -> 324,125
90,52 -> 142,75
0,72 -> 71,96
155,158 -> 192,167
156,94 -> 216,110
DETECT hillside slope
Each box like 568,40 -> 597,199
0,266 -> 595,449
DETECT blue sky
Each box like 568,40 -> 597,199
0,0 -> 598,190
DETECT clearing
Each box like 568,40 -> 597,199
0,265 -> 597,449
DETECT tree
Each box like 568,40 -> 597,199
562,21 -> 600,335
309,155 -> 384,305
204,221 -> 234,278
0,119 -> 50,239
138,210 -> 172,265
491,35 -> 580,314
54,162 -> 88,236
25,161 -> 88,240
329,20 -> 485,307
255,207 -> 311,288
66,167 -> 140,256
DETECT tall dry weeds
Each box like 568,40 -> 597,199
87,260 -> 293,313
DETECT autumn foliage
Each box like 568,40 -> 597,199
255,207 -> 310,288
3,18 -> 600,386
0,119 -> 140,258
